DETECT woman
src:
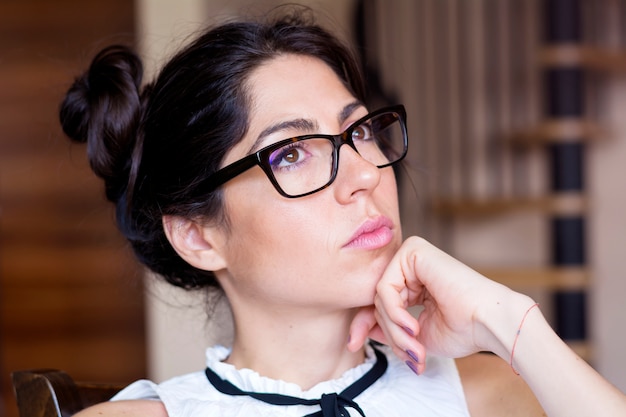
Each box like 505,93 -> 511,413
60,7 -> 625,417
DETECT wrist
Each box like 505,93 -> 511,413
473,291 -> 538,360
509,302 -> 540,374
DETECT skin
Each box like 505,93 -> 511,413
77,54 -> 619,417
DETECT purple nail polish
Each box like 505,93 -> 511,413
406,349 -> 419,364
405,360 -> 419,375
402,326 -> 415,336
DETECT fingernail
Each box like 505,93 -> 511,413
402,326 -> 415,336
405,360 -> 419,375
406,349 -> 419,364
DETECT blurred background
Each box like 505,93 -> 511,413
2,0 -> 626,415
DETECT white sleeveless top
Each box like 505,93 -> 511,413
112,344 -> 471,417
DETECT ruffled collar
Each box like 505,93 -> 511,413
205,344 -> 378,400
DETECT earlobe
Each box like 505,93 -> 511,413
162,215 -> 228,272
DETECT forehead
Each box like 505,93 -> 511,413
245,54 -> 356,125
220,54 -> 360,164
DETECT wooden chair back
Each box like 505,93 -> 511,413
11,369 -> 123,417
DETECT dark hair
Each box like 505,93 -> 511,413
59,8 -> 366,290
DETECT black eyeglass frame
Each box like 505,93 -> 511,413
197,104 -> 408,198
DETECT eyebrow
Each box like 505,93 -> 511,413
248,100 -> 365,153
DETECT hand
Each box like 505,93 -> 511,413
348,236 -> 525,372
349,237 -> 626,417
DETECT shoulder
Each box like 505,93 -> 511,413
73,400 -> 168,417
456,353 -> 546,417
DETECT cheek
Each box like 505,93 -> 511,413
221,187 -> 313,269
219,196 -> 334,301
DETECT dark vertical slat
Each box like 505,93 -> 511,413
543,0 -> 587,342
545,68 -> 585,116
466,0 -> 490,200
447,0 -> 463,199
549,142 -> 585,191
545,0 -> 583,41
496,0 -> 514,198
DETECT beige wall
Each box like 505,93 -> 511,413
588,80 -> 626,391
136,0 -> 216,382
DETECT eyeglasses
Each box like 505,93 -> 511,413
199,105 -> 408,198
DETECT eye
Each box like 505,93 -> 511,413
282,148 -> 300,164
269,143 -> 309,170
352,123 -> 374,142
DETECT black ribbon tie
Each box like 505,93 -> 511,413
204,344 -> 388,417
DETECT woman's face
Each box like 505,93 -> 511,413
211,54 -> 402,313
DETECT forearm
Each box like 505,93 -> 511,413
480,295 -> 626,417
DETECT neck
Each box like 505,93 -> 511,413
225,304 -> 366,390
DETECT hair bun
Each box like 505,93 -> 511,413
59,45 -> 144,202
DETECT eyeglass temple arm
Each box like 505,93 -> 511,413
195,154 -> 261,195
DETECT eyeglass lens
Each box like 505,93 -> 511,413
267,110 -> 405,197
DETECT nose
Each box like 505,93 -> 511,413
333,144 -> 381,203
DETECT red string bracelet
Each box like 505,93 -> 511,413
510,302 -> 539,375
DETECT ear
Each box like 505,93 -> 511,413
162,215 -> 228,272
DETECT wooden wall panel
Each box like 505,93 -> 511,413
0,1 -> 145,416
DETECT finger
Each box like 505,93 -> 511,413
347,306 -> 378,352
366,325 -> 387,346
375,280 -> 419,334
374,306 -> 427,375
373,259 -> 427,371
374,294 -> 421,353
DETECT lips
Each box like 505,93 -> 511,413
343,216 -> 394,249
